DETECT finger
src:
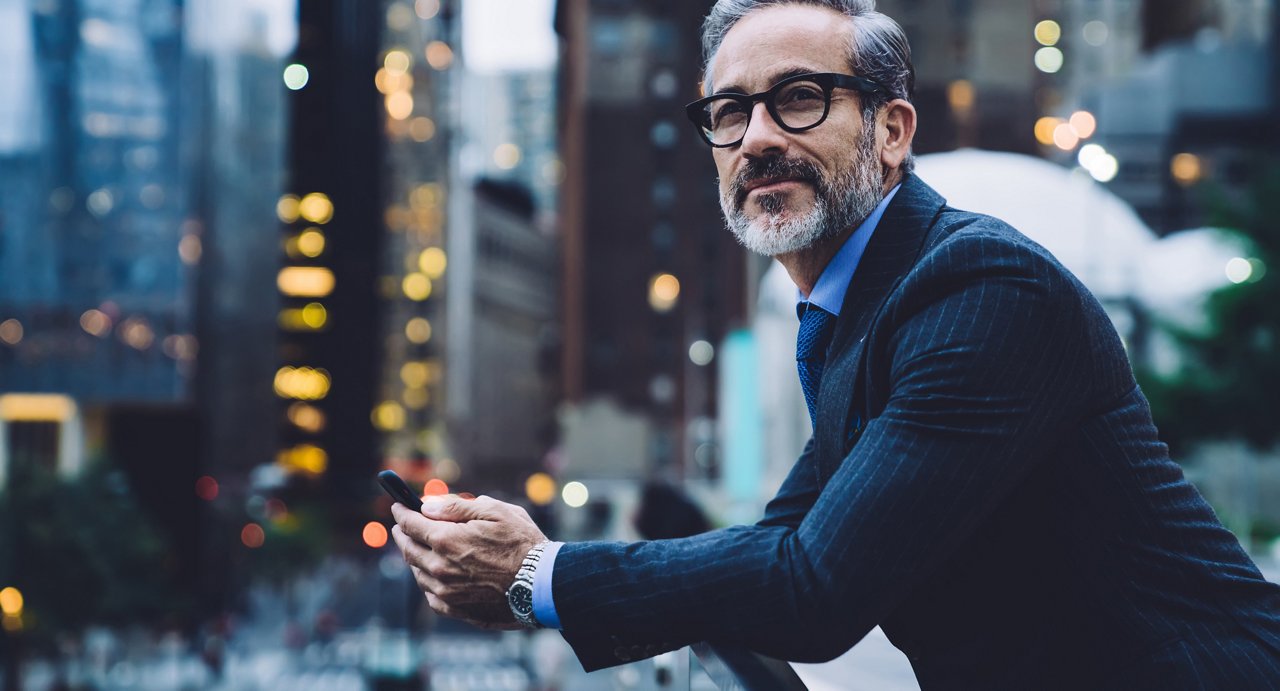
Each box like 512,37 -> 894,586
410,564 -> 448,598
391,502 -> 427,529
393,506 -> 456,548
420,495 -> 491,522
391,524 -> 438,572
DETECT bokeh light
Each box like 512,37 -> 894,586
405,317 -> 432,344
276,194 -> 300,223
0,588 -> 24,616
283,64 -> 309,90
423,478 -> 450,496
689,340 -> 715,366
1171,153 -> 1203,186
493,143 -> 521,169
409,116 -> 436,142
297,229 -> 325,257
372,401 -> 406,431
363,522 -> 389,549
402,273 -> 432,301
1069,111 -> 1096,138
1083,21 -> 1109,46
277,267 -> 335,297
415,0 -> 440,20
418,247 -> 447,278
386,92 -> 414,120
1035,47 -> 1064,73
80,309 -> 112,337
241,523 -> 265,548
1034,116 -> 1062,146
425,41 -> 453,70
1034,20 -> 1062,46
434,457 -> 460,483
525,473 -> 556,506
195,475 -> 219,501
298,193 -> 334,224
947,80 -> 975,112
276,444 -> 328,474
383,50 -> 411,75
1052,122 -> 1079,150
649,273 -> 680,312
287,402 -> 326,433
179,234 -> 202,265
1226,257 -> 1254,284
400,361 -> 430,388
273,366 -> 331,400
562,481 -> 589,508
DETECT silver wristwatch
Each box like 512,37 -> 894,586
507,541 -> 549,629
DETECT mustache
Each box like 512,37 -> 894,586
730,156 -> 822,206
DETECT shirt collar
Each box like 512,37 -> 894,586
796,183 -> 901,319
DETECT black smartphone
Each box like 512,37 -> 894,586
378,470 -> 423,511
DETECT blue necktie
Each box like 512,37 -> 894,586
796,305 -> 836,428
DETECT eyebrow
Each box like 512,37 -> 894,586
712,65 -> 825,97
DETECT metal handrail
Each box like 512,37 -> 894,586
689,642 -> 808,691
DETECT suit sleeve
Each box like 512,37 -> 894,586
555,233 -> 1095,671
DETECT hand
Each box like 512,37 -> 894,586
390,495 -> 548,629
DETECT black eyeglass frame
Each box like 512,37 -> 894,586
684,72 -> 887,148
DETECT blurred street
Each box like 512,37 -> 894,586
17,556 -> 1279,690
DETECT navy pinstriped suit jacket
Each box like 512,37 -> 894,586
552,175 -> 1280,688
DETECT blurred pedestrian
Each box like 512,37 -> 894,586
633,482 -> 710,541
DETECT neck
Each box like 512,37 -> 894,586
780,168 -> 906,298
776,225 -> 852,298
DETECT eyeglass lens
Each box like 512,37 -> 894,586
701,79 -> 829,145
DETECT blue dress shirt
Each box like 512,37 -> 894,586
531,184 -> 901,630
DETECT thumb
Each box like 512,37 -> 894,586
421,495 -> 484,521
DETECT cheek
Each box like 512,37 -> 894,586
713,155 -> 735,195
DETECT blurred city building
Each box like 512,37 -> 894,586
277,0 -> 385,531
878,0 -> 1278,233
0,0 -> 295,607
554,0 -> 750,489
447,179 -> 559,491
361,0 -> 563,502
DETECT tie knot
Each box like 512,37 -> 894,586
796,306 -> 836,361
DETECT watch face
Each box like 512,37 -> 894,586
508,583 -> 534,617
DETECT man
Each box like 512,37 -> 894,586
392,1 -> 1280,686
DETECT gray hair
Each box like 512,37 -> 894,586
701,0 -> 915,173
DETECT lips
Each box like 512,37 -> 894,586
745,177 -> 806,194
737,176 -> 811,206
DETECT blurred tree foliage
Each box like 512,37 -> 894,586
1138,163 -> 1280,454
0,462 -> 191,648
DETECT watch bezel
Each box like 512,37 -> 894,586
507,579 -> 535,617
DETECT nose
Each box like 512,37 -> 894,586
739,101 -> 789,159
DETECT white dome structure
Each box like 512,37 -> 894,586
913,149 -> 1157,300
1133,227 -> 1252,330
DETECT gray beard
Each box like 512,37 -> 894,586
721,127 -> 884,258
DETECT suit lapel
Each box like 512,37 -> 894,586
812,174 -> 948,480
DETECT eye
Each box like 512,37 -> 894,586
778,84 -> 823,105
709,99 -> 747,127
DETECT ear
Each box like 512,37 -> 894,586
878,99 -> 917,173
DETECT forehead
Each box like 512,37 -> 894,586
709,4 -> 854,94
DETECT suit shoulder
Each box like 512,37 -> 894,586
914,206 -> 1080,289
